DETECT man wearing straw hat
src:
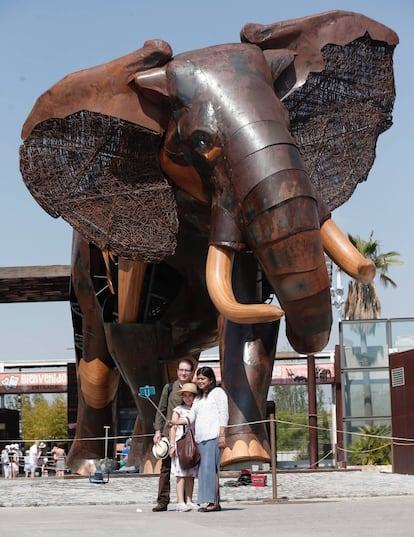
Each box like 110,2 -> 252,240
152,357 -> 195,512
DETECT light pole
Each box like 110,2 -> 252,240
330,265 -> 345,320
104,425 -> 110,459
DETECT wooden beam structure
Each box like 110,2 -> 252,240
0,265 -> 70,303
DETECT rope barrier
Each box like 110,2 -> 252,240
337,443 -> 392,455
3,416 -> 412,452
314,449 -> 333,465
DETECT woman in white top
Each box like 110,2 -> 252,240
177,366 -> 228,512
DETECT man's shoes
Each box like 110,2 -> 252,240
152,504 -> 168,512
176,502 -> 192,512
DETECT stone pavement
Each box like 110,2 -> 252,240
1,466 -> 414,507
1,467 -> 414,536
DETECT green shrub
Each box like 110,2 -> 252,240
348,424 -> 391,465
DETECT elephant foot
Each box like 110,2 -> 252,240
69,458 -> 117,477
66,440 -> 104,475
141,458 -> 162,474
120,440 -> 162,474
221,438 -> 271,467
68,458 -> 95,477
137,444 -> 163,474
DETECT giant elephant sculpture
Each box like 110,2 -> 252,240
20,10 -> 398,474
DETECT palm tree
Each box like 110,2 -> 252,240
344,231 -> 403,320
343,231 -> 403,418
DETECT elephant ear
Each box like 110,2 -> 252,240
20,40 -> 178,262
241,10 -> 399,211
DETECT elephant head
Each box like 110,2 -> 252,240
134,43 -> 354,353
20,10 -> 398,354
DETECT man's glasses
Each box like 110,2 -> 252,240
178,368 -> 192,373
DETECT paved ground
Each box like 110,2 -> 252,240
1,467 -> 414,536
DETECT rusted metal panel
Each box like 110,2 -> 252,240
389,350 -> 414,475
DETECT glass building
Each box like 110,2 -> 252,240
339,318 -> 414,460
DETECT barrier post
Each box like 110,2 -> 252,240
270,413 -> 277,501
104,425 -> 110,459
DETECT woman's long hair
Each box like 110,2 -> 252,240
196,366 -> 217,395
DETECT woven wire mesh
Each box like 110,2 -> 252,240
285,35 -> 396,211
20,111 -> 178,262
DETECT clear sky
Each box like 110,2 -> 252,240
1,0 -> 412,362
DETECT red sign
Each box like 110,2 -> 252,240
0,371 -> 67,393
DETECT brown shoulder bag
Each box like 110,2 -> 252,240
176,427 -> 200,469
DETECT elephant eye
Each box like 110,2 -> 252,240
191,131 -> 214,154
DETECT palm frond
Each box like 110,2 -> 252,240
379,274 -> 397,288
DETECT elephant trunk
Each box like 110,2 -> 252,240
206,120 -> 375,354
209,119 -> 332,353
241,166 -> 332,353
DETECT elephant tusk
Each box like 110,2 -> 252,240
206,245 -> 284,324
321,219 -> 376,284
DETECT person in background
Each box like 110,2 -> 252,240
176,366 -> 228,512
152,357 -> 195,512
24,450 -> 31,478
38,442 -> 48,477
169,382 -> 199,512
1,446 -> 10,479
120,438 -> 131,467
51,442 -> 66,478
14,443 -> 23,465
28,440 -> 39,478
8,444 -> 19,478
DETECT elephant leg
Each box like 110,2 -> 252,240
67,358 -> 120,474
220,252 -> 279,466
104,322 -> 172,474
67,234 -> 120,475
220,319 -> 278,465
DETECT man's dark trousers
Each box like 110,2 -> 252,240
157,455 -> 171,506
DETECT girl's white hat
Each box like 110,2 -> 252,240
176,382 -> 198,395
